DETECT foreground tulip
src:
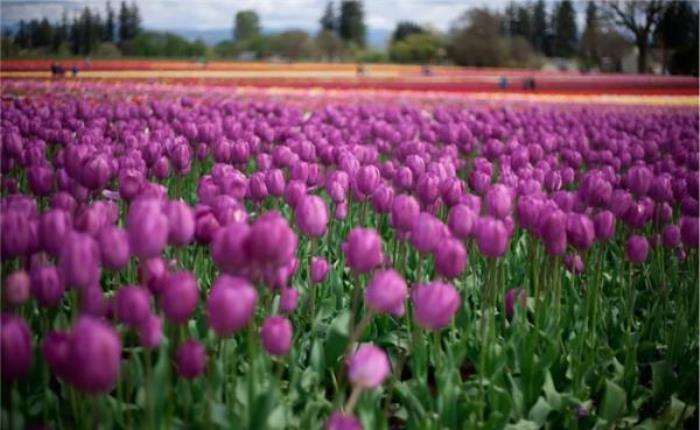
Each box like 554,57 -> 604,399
246,211 -> 297,268
347,344 -> 391,389
296,194 -> 329,237
342,228 -> 384,274
391,194 -> 420,233
680,216 -> 699,248
207,274 -> 257,336
593,210 -> 616,242
127,198 -> 169,258
211,222 -> 250,275
326,412 -> 363,430
435,238 -> 468,279
60,232 -> 101,290
280,287 -> 299,314
162,272 -> 199,324
261,316 -> 293,356
4,270 -> 30,307
98,226 -> 130,270
42,331 -> 72,381
365,269 -> 407,316
566,213 -> 595,251
412,282 -> 460,330
485,184 -> 513,219
410,213 -> 446,254
176,339 -> 207,380
448,204 -> 476,240
311,257 -> 330,283
115,286 -> 151,327
474,217 -> 509,258
138,313 -> 163,349
1,313 -> 32,382
30,264 -> 65,307
165,200 -> 195,246
627,235 -> 649,265
68,316 -> 121,393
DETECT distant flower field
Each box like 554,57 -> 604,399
0,76 -> 698,430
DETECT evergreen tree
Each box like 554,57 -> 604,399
105,2 -> 116,43
320,2 -> 337,33
514,5 -> 533,41
391,22 -> 424,43
15,20 -> 28,48
129,2 -> 142,37
118,1 -> 129,43
552,0 -> 577,57
580,2 -> 600,68
51,13 -> 69,51
338,0 -> 365,47
532,0 -> 548,52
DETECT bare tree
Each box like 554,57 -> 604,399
600,0 -> 666,73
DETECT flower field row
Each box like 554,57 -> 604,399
1,80 -> 698,429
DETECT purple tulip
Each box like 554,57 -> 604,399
246,211 -> 297,268
680,216 -> 699,248
165,200 -> 195,246
127,198 -> 169,258
67,316 -> 121,393
485,184 -> 513,219
138,313 -> 164,349
79,285 -> 107,317
139,257 -> 168,295
30,264 -> 64,307
207,274 -> 257,336
296,194 -> 329,237
176,339 -> 207,380
410,213 -> 446,254
4,270 -> 30,307
115,286 -> 151,327
447,204 -> 476,240
59,231 -> 101,290
474,217 -> 509,258
347,344 -> 391,389
566,213 -> 595,251
311,257 -> 330,283
326,412 -> 363,430
662,224 -> 681,249
98,226 -> 130,270
505,288 -> 527,320
260,316 -> 293,356
342,228 -> 384,274
365,269 -> 407,317
39,209 -> 72,257
391,194 -> 420,233
593,210 -> 616,242
211,222 -> 250,275
627,235 -> 649,265
280,287 -> 299,314
412,282 -> 460,330
357,165 -> 381,196
42,331 -> 72,381
1,313 -> 32,382
435,238 -> 468,279
162,271 -> 199,324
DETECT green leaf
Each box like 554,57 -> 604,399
528,397 -> 553,427
324,310 -> 350,367
505,419 -> 540,430
599,379 -> 627,423
543,371 -> 562,410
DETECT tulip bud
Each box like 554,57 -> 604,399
115,286 -> 151,327
447,204 -> 476,240
279,287 -> 299,314
127,198 -> 169,258
68,316 -> 121,393
30,264 -> 65,307
211,222 -> 250,275
165,200 -> 195,246
207,274 -> 257,337
138,313 -> 164,349
662,224 -> 681,249
411,282 -> 460,330
566,213 -> 595,251
39,209 -> 72,257
325,412 -> 363,430
311,257 -> 330,283
162,272 -> 198,324
435,238 -> 468,279
79,285 -> 107,317
357,165 -> 381,196
627,235 -> 649,265
246,211 -> 297,268
260,316 -> 293,356
4,270 -> 30,307
593,210 -> 616,242
42,331 -> 72,381
680,216 -> 699,248
296,194 -> 329,237
391,194 -> 420,233
59,232 -> 101,290
474,217 -> 509,258
139,257 -> 168,295
485,184 -> 513,219
98,226 -> 130,270
410,213 -> 446,254
1,313 -> 32,382
347,344 -> 391,389
342,228 -> 384,274
365,269 -> 407,316
176,339 -> 206,380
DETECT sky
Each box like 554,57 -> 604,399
1,0 -> 515,32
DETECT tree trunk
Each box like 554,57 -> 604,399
637,35 -> 648,74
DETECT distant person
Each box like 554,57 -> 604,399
71,65 -> 79,77
357,63 -> 367,77
530,77 -> 536,91
499,77 -> 508,90
422,64 -> 433,76
50,62 -> 58,77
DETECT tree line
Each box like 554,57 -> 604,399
2,0 -> 697,75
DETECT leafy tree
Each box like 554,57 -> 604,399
234,10 -> 260,42
339,0 -> 366,47
532,0 -> 548,53
391,22 -> 424,43
320,2 -> 337,33
268,30 -> 316,60
316,30 -> 344,61
600,0 -> 666,73
551,0 -> 577,57
389,31 -> 441,64
448,9 -> 508,67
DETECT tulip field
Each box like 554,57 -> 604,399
0,75 -> 698,430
